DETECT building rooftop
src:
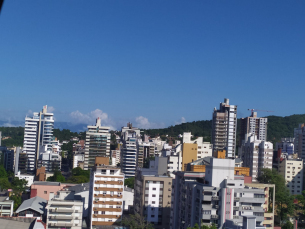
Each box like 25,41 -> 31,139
32,181 -> 61,186
16,196 -> 47,214
0,196 -> 12,202
0,218 -> 33,229
67,183 -> 90,193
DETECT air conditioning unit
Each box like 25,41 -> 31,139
94,194 -> 97,196
111,194 -> 113,196
102,201 -> 105,203
117,215 -> 120,217
103,194 -> 106,196
95,201 -> 98,203
104,181 -> 106,183
118,194 -> 121,197
94,214 -> 97,216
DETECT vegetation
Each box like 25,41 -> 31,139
0,165 -> 27,211
0,127 -> 24,147
187,223 -> 217,229
125,177 -> 135,189
257,168 -> 294,225
53,129 -> 85,141
47,170 -> 66,182
121,213 -> 154,229
61,141 -> 77,168
66,167 -> 90,184
143,114 -> 305,146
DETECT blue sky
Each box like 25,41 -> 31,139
1,1 -> 305,130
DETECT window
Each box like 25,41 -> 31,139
152,201 -> 156,204
153,188 -> 156,190
94,211 -> 98,214
44,191 -> 47,194
101,211 -> 105,214
151,215 -> 155,217
152,194 -> 156,197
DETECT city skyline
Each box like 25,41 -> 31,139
1,1 -> 305,129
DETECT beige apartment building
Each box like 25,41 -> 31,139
245,183 -> 275,229
278,158 -> 303,195
89,157 -> 124,228
134,168 -> 173,229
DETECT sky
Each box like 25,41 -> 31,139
1,1 -> 305,130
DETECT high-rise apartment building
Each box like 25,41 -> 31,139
240,112 -> 268,145
294,124 -> 305,159
212,98 -> 237,158
276,138 -> 295,155
278,158 -> 303,195
120,123 -> 141,177
240,134 -> 273,181
170,158 -> 268,229
134,167 -> 173,229
22,105 -> 54,173
84,118 -> 111,170
89,157 -> 124,228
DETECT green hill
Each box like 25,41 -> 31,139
1,114 -> 305,148
143,114 -> 305,146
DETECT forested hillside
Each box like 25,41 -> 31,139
143,114 -> 305,145
1,114 -> 305,147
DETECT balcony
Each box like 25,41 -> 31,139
49,208 -> 74,213
49,215 -> 73,220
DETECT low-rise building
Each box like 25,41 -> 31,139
0,191 -> 14,216
73,153 -> 85,169
15,171 -> 34,187
46,189 -> 83,229
16,196 -> 47,219
30,181 -> 76,200
89,157 -> 124,228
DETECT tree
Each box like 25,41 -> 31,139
0,178 -> 11,190
9,194 -> 22,211
125,177 -> 135,189
11,177 -> 27,193
0,165 -> 7,178
47,170 -> 66,182
121,213 -> 154,229
187,223 -> 217,229
257,168 -> 294,224
282,221 -> 294,229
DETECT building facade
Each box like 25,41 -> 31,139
240,112 -> 268,146
89,157 -> 124,228
134,168 -> 173,229
120,124 -> 141,177
22,105 -> 55,174
170,158 -> 267,229
278,158 -> 303,195
212,98 -> 237,158
240,134 -> 273,181
84,118 -> 111,170
47,190 -> 83,229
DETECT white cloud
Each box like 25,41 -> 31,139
3,123 -> 16,127
26,110 -> 33,116
175,117 -> 186,125
69,109 -> 115,129
135,116 -> 165,129
47,106 -> 55,113
135,116 -> 151,129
